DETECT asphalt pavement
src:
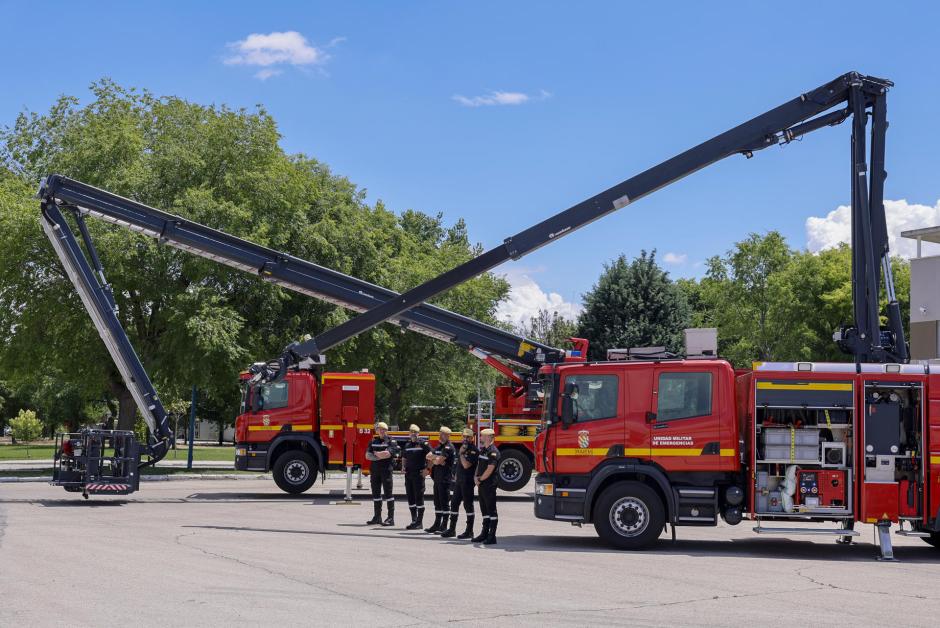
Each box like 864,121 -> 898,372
1,478 -> 939,627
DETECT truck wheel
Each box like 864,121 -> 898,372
496,449 -> 532,492
593,481 -> 665,550
272,450 -> 317,494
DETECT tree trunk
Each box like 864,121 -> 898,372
387,386 -> 403,429
115,387 -> 137,432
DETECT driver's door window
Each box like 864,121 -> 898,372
566,374 -> 619,422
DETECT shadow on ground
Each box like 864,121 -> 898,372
181,524 -> 940,563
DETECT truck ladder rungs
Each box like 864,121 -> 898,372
752,525 -> 859,536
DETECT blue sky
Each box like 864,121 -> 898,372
3,1 -> 939,324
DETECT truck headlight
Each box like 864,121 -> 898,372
536,483 -> 554,496
236,448 -> 247,457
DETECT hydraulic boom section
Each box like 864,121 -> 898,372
39,199 -> 173,496
266,71 -> 907,375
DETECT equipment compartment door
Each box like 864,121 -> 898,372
649,365 -> 725,471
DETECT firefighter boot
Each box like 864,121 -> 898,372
440,514 -> 458,538
381,501 -> 395,527
424,513 -> 442,534
471,520 -> 490,543
457,516 -> 474,540
366,501 -> 382,525
483,519 -> 497,545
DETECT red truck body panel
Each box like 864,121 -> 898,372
535,360 -> 940,531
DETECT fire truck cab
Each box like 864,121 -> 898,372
534,358 -> 940,556
235,370 -> 377,493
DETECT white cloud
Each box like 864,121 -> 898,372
224,31 -> 331,79
496,268 -> 582,327
663,252 -> 688,265
254,68 -> 283,81
452,89 -> 550,108
806,199 -> 940,258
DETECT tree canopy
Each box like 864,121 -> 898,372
0,80 -> 507,432
679,232 -> 910,367
576,251 -> 691,360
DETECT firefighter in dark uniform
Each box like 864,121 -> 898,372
424,426 -> 456,533
402,424 -> 431,529
441,427 -> 479,539
473,428 -> 500,544
365,421 -> 400,526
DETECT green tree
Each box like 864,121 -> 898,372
771,244 -> 910,362
699,232 -> 793,366
363,211 -> 509,426
577,251 -> 691,360
0,80 -> 508,432
10,409 -> 42,457
517,308 -> 578,349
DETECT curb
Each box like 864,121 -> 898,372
0,473 -> 271,483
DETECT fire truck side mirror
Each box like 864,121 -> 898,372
561,382 -> 577,428
251,387 -> 263,413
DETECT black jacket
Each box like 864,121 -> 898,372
402,437 -> 431,475
366,436 -> 400,474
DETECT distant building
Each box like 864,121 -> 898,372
902,227 -> 940,360
193,420 -> 234,443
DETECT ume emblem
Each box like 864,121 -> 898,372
578,430 -> 590,449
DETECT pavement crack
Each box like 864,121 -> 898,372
794,567 -> 932,600
447,586 -> 823,622
173,530 -> 429,623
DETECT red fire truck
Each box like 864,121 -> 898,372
532,357 -> 939,558
234,339 -> 587,495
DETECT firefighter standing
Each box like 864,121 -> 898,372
402,424 -> 431,529
441,427 -> 479,539
424,426 -> 456,533
365,421 -> 400,526
473,428 -> 500,544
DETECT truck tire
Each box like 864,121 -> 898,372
272,450 -> 317,494
593,481 -> 665,550
496,448 -> 532,492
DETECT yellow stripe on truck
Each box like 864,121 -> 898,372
248,424 -> 314,432
756,382 -> 852,391
558,447 -> 737,457
557,448 -> 610,456
322,373 -> 375,381
930,454 -> 940,465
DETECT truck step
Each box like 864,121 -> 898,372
753,525 -> 859,536
895,530 -> 931,537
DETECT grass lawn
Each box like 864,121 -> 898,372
0,443 -> 235,462
0,467 -> 262,478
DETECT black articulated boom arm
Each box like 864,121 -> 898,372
278,70 -> 906,370
38,176 -> 562,391
39,200 -> 173,465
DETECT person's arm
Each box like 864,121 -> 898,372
478,450 -> 499,483
365,442 -> 379,462
459,446 -> 472,469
